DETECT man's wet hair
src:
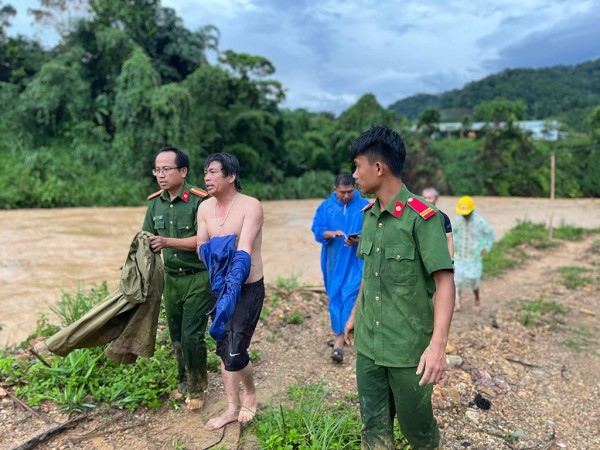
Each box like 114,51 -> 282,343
204,152 -> 242,191
335,173 -> 355,187
157,146 -> 190,170
349,126 -> 406,177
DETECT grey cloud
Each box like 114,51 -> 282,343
483,7 -> 600,70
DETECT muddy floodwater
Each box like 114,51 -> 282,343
2,196 -> 599,346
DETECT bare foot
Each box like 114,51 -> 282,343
186,396 -> 204,410
238,390 -> 257,424
205,410 -> 239,430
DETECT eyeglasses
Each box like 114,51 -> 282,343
152,166 -> 180,176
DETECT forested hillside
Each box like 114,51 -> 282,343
389,59 -> 600,127
0,0 -> 599,208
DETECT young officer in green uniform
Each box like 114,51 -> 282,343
345,127 -> 455,449
142,146 -> 211,410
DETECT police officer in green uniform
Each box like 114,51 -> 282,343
345,127 -> 455,449
142,146 -> 211,410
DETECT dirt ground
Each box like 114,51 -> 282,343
1,197 -> 599,449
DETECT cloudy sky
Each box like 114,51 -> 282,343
7,0 -> 600,114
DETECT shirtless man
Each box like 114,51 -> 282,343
196,152 -> 264,430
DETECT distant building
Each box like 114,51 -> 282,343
418,120 -> 568,141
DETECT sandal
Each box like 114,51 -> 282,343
331,348 -> 344,363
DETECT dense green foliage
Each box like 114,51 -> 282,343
389,59 -> 600,128
0,0 -> 598,208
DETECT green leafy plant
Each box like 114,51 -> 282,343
250,348 -> 261,361
283,311 -> 304,325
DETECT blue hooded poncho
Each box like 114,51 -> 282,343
311,189 -> 370,334
199,235 -> 251,342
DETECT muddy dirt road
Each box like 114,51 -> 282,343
1,196 -> 599,346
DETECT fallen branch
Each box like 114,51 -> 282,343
579,308 -> 596,316
505,357 -> 542,368
7,391 -> 53,424
296,287 -> 326,294
13,415 -> 88,450
69,420 -> 146,442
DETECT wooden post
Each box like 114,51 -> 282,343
548,151 -> 556,239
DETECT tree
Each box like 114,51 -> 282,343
218,50 -> 285,108
338,93 -> 395,132
417,107 -> 441,138
474,98 -> 527,125
30,0 -> 219,82
113,47 -> 160,174
18,60 -> 90,142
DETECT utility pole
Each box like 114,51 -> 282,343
548,151 -> 556,239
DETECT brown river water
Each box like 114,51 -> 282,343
2,196 -> 599,346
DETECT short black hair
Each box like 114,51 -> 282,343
204,152 -> 242,191
335,173 -> 354,187
157,146 -> 190,170
349,126 -> 406,177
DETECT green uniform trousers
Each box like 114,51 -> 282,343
163,270 -> 211,399
356,353 -> 440,450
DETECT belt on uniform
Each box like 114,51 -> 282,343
175,268 -> 204,277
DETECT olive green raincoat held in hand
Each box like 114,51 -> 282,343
44,231 -> 164,364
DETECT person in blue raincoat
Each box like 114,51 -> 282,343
311,173 -> 370,362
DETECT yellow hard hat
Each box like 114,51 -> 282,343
456,196 -> 475,215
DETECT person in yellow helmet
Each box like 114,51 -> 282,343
452,196 -> 495,311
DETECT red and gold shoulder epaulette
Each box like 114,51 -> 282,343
361,201 -> 375,213
147,190 -> 162,200
190,187 -> 208,198
407,197 -> 436,220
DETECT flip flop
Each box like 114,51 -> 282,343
331,348 -> 344,362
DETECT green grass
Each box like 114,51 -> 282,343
483,221 -> 592,277
283,311 -> 305,325
254,384 -> 410,449
51,282 -> 111,327
274,275 -> 303,292
517,296 -> 567,328
563,325 -> 599,355
557,266 -> 596,289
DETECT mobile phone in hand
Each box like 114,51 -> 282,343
348,233 -> 360,239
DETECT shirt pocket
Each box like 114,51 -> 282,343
383,244 -> 417,285
359,241 -> 373,279
177,219 -> 195,238
153,218 -> 165,232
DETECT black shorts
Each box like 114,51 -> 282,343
215,278 -> 265,371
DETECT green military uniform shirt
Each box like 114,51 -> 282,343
142,180 -> 208,275
355,185 -> 453,367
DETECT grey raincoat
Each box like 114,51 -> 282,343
45,231 -> 164,364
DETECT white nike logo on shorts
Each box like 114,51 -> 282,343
229,352 -> 240,357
